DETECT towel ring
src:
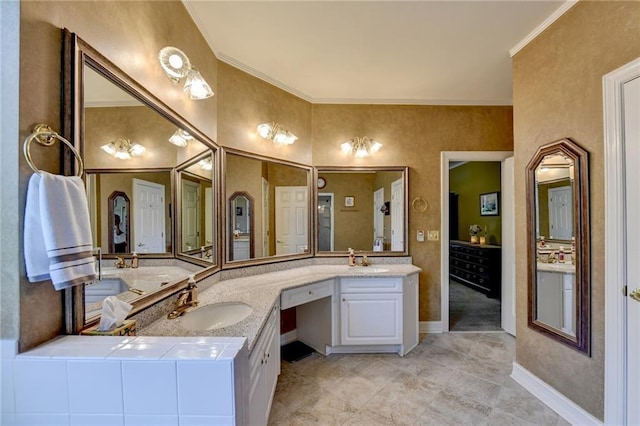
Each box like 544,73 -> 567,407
23,124 -> 84,177
412,196 -> 429,213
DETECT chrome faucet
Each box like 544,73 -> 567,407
167,279 -> 199,319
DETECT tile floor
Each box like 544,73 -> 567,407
449,280 -> 501,332
269,333 -> 569,426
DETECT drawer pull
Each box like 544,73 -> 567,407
309,291 -> 312,295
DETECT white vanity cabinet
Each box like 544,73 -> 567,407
537,269 -> 575,335
247,303 -> 280,426
336,274 -> 418,355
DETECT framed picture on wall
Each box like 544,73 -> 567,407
480,192 -> 499,216
344,196 -> 355,207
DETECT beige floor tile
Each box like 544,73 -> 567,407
289,391 -> 358,425
350,358 -> 403,388
486,407 -> 540,426
426,388 -> 493,426
494,383 -> 560,425
273,370 -> 322,412
341,410 -> 390,426
321,370 -> 382,409
441,369 -> 503,406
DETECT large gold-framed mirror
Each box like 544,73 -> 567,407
63,30 -> 219,332
315,167 -> 409,255
222,148 -> 312,266
526,138 -> 590,354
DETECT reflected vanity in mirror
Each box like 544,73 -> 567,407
315,167 -> 408,255
527,138 -> 590,354
223,149 -> 312,265
63,30 -> 219,332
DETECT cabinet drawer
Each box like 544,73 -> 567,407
281,279 -> 333,309
340,277 -> 402,293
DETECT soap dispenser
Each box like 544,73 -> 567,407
131,252 -> 139,269
348,248 -> 356,267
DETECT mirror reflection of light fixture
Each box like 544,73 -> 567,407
158,47 -> 214,100
198,157 -> 213,171
168,128 -> 194,147
340,136 -> 383,158
256,122 -> 298,145
100,139 -> 145,160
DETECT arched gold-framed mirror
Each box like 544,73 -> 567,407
228,191 -> 255,261
526,138 -> 590,354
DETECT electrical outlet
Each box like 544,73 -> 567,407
417,230 -> 425,242
427,230 -> 440,241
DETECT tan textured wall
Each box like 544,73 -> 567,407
312,104 -> 513,321
450,162 -> 502,245
18,1 -> 218,351
513,1 -> 640,419
217,62 -> 312,164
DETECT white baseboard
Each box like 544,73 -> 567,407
511,363 -> 603,426
280,330 -> 298,346
419,321 -> 443,334
0,339 -> 18,358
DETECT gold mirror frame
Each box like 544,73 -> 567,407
314,166 -> 409,257
221,147 -> 313,268
62,29 -> 220,333
526,138 -> 590,355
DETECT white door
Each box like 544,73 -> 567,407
548,186 -> 573,240
181,180 -> 200,251
318,193 -> 334,251
623,75 -> 640,425
373,187 -> 384,241
275,186 -> 308,255
390,178 -> 404,251
133,179 -> 166,253
262,178 -> 270,257
501,156 -> 516,336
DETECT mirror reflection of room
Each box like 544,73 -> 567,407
316,170 -> 404,252
179,154 -> 214,261
534,152 -> 576,337
83,64 -> 210,255
226,153 -> 309,262
448,161 -> 502,332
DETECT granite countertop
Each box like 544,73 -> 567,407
140,264 -> 421,351
536,262 -> 576,274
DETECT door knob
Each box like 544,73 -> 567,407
630,288 -> 640,303
277,240 -> 284,243
137,242 -> 145,246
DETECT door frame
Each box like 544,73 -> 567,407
603,56 -> 640,425
440,151 -> 513,332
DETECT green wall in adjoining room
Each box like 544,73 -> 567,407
449,161 -> 502,245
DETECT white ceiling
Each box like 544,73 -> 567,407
183,1 -> 571,106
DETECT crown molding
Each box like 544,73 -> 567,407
510,0 -> 578,58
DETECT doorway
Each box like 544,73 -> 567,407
132,178 -> 166,253
440,151 -> 514,334
604,57 -> 640,425
318,193 -> 334,251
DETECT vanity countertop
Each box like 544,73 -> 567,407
140,264 -> 421,351
101,265 -> 195,301
537,262 -> 576,274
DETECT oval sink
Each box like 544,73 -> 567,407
179,302 -> 253,330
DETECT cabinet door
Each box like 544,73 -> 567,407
340,293 -> 402,345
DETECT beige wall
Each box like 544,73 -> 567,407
450,162 -> 502,245
512,1 -> 640,419
312,104 -> 513,321
16,0 -> 218,351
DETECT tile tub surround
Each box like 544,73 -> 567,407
140,264 -> 421,350
7,335 -> 247,425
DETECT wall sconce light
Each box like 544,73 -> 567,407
168,128 -> 194,147
100,139 -> 146,160
198,158 -> 213,171
158,46 -> 214,100
256,122 -> 298,145
341,136 -> 383,158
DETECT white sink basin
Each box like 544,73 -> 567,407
179,302 -> 253,330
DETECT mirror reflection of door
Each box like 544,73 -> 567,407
275,186 -> 309,254
133,178 -> 166,253
229,192 -> 254,261
182,179 -> 201,251
108,191 -> 130,254
318,194 -> 334,251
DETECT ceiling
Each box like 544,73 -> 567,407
183,1 -> 570,106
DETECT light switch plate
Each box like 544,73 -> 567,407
416,230 -> 425,242
427,230 -> 440,241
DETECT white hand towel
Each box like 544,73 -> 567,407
24,172 -> 96,290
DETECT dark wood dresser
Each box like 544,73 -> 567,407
449,240 -> 501,298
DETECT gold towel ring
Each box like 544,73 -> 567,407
412,196 -> 429,213
23,124 -> 84,177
